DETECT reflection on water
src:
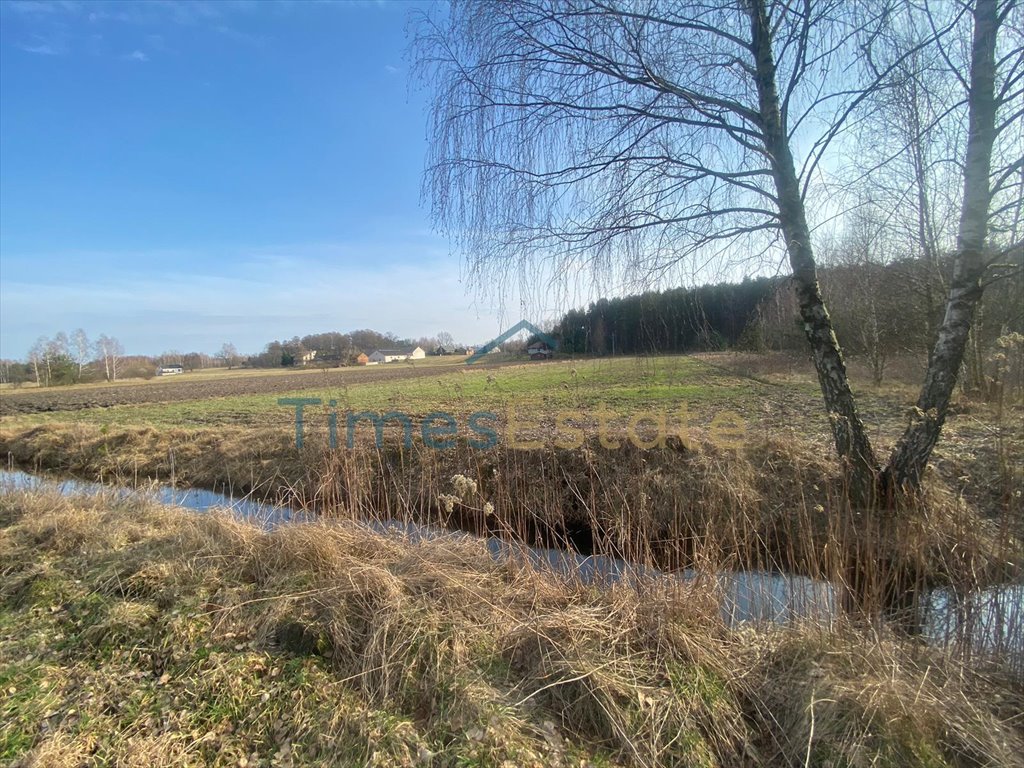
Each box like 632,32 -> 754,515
1,469 -> 1019,658
0,469 -> 304,527
924,584 -> 1024,660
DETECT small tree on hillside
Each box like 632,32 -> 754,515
217,343 -> 241,369
437,331 -> 455,350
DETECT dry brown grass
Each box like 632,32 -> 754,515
2,351 -> 1021,767
2,489 -> 1023,767
2,421 -> 1019,610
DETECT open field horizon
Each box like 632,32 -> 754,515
0,352 -> 939,434
3,351 -> 1020,627
3,353 -> 1017,508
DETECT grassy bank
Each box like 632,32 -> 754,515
2,353 -> 1018,522
3,488 -> 1022,767
2,420 -> 1020,611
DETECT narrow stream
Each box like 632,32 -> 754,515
2,469 -> 1020,664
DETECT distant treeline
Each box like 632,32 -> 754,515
0,328 -> 440,386
7,252 -> 1019,393
552,277 -> 779,355
245,329 -> 452,368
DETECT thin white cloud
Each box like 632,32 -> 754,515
4,0 -> 264,61
384,64 -> 399,74
211,23 -> 264,46
18,41 -> 61,55
5,1 -> 77,17
0,251 -> 517,357
14,28 -> 69,55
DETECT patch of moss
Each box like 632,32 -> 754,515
666,661 -> 730,710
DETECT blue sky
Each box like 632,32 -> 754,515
0,0 -> 525,358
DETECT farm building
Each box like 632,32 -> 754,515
527,342 -> 554,360
368,346 -> 426,363
157,365 -> 184,376
355,352 -> 370,366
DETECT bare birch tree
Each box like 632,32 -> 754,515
845,14 -> 962,350
880,0 -> 1023,488
95,336 -> 110,382
28,338 -> 46,387
71,328 -> 90,382
217,342 -> 241,369
415,0 -> 1021,503
110,337 -> 123,381
819,210 -> 905,385
95,334 -> 124,382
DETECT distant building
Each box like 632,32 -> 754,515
368,350 -> 400,364
368,346 -> 426,363
355,352 -> 370,366
300,350 -> 318,364
434,346 -> 450,356
157,365 -> 184,376
527,341 -> 554,360
466,320 -> 559,365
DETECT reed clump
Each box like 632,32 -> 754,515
3,422 -> 1019,606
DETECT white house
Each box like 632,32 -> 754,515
157,365 -> 184,376
368,346 -> 426,363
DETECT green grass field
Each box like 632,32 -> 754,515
0,354 -> 832,431
2,352 -> 1017,517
